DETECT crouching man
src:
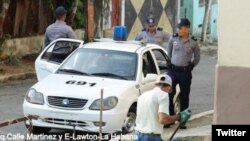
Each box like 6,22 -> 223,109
134,74 -> 191,141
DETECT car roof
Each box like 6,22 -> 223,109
81,40 -> 146,53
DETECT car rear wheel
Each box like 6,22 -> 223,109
122,106 -> 136,134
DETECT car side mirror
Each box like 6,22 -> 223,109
143,73 -> 158,83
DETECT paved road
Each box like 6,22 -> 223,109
0,53 -> 217,140
190,53 -> 217,114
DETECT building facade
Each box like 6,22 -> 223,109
124,0 -> 177,40
180,0 -> 218,42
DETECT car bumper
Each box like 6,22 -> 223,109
23,101 -> 127,133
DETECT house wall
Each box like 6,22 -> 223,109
214,0 -> 250,124
180,0 -> 218,41
192,0 -> 205,37
1,30 -> 84,58
180,0 -> 194,33
210,3 -> 218,41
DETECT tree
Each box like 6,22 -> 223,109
2,0 -> 83,38
66,0 -> 78,26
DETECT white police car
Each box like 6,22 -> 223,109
23,38 -> 180,134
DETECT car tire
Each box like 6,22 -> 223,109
122,106 -> 136,134
25,123 -> 51,134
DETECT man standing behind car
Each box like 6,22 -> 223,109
167,18 -> 200,129
134,74 -> 191,141
44,6 -> 77,46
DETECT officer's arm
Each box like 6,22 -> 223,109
192,42 -> 200,66
67,27 -> 77,39
44,32 -> 50,46
135,32 -> 143,41
167,37 -> 173,59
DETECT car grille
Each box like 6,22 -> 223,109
42,118 -> 88,127
47,96 -> 88,109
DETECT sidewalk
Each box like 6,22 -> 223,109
162,110 -> 213,141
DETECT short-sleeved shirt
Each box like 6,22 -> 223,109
44,20 -> 77,46
167,35 -> 200,67
135,87 -> 169,134
135,28 -> 171,48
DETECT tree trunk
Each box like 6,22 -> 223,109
66,0 -> 78,26
0,0 -> 4,37
94,0 -> 103,38
201,0 -> 212,43
38,0 -> 54,34
3,0 -> 17,37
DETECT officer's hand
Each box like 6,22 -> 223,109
188,63 -> 194,71
179,109 -> 191,125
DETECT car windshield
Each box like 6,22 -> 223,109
57,48 -> 137,80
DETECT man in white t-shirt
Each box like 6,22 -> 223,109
134,74 -> 191,141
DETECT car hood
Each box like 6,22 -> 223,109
32,74 -> 136,99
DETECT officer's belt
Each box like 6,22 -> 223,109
170,64 -> 190,72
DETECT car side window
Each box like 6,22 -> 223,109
152,49 -> 169,73
41,41 -> 80,63
142,51 -> 157,77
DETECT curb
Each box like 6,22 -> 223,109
173,110 -> 213,141
189,110 -> 214,121
0,72 -> 36,83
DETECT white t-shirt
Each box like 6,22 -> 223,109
135,87 -> 169,134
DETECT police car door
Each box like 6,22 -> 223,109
150,47 -> 170,74
140,49 -> 158,93
35,38 -> 83,81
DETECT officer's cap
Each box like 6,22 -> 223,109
155,74 -> 172,86
55,6 -> 67,17
146,16 -> 156,26
177,18 -> 191,28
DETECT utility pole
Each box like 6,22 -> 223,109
86,0 -> 94,42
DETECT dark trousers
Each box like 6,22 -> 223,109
167,69 -> 192,115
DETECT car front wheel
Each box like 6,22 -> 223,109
122,106 -> 136,134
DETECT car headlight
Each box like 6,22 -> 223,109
25,88 -> 44,105
89,96 -> 118,110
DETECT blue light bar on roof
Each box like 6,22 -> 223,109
113,26 -> 127,41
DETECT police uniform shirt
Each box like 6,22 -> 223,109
167,34 -> 200,67
44,20 -> 77,46
135,87 -> 169,134
135,28 -> 171,47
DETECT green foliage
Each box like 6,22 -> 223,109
72,0 -> 85,29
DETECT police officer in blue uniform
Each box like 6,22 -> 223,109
44,6 -> 77,46
166,18 -> 200,129
135,15 -> 171,48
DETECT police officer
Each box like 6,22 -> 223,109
166,18 -> 200,129
135,15 -> 171,48
44,6 -> 77,46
